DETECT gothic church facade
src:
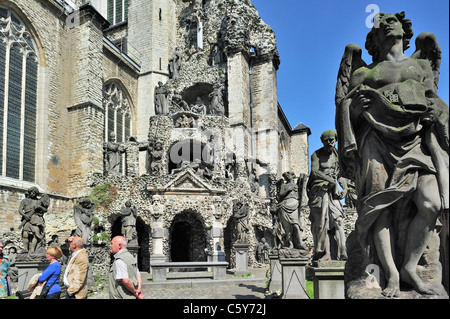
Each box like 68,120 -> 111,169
0,0 -> 310,268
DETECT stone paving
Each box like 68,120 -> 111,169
90,266 -> 270,299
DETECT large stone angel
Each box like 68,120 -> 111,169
335,12 -> 448,298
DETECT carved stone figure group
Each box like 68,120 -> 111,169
154,85 -> 225,117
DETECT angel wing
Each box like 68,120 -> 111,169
411,32 -> 441,91
335,43 -> 367,108
335,44 -> 366,180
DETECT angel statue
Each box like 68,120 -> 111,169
335,12 -> 448,298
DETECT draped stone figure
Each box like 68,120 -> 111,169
154,82 -> 170,115
233,201 -> 249,244
169,48 -> 182,79
209,83 -> 225,115
336,11 -> 448,298
277,172 -> 308,257
120,201 -> 138,245
74,198 -> 95,245
307,130 -> 348,263
105,131 -> 124,174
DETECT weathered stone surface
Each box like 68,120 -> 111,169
336,11 -> 449,299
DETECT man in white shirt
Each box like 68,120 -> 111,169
63,236 -> 89,299
109,236 -> 144,299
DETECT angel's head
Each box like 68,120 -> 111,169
365,11 -> 414,61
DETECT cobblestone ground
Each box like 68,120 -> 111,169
142,282 -> 267,299
89,266 -> 269,300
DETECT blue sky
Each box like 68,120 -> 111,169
250,0 -> 449,160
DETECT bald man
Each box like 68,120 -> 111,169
63,236 -> 89,299
109,236 -> 144,299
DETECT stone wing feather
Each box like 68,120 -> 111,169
411,32 -> 442,91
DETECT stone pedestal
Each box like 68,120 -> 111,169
268,253 -> 282,292
16,261 -> 49,292
128,244 -> 140,258
150,254 -> 166,274
150,225 -> 167,273
234,243 -> 249,276
280,257 -> 309,299
309,260 -> 346,299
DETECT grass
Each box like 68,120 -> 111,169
306,280 -> 314,299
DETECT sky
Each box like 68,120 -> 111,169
250,0 -> 449,161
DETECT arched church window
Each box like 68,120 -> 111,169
103,82 -> 132,172
0,7 -> 39,182
107,0 -> 128,26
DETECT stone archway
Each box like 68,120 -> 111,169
169,211 -> 208,262
111,217 -> 151,272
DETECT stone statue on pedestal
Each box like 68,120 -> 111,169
276,172 -> 308,258
336,11 -> 448,298
233,201 -> 249,244
307,130 -> 348,263
18,187 -> 49,254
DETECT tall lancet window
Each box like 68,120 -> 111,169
0,7 -> 39,182
103,82 -> 132,173
107,0 -> 129,26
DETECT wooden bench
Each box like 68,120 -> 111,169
150,261 -> 229,282
16,285 -> 67,299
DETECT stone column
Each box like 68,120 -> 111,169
150,226 -> 167,266
233,243 -> 249,276
279,257 -> 309,299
